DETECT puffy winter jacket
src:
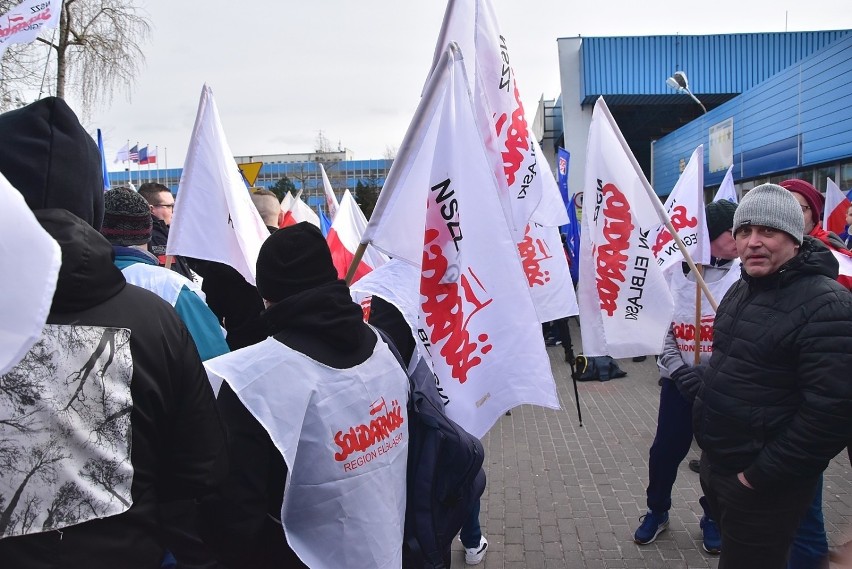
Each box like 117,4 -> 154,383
693,237 -> 852,490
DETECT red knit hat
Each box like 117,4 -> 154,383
779,179 -> 824,223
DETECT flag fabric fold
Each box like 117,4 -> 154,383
0,171 -> 61,375
651,145 -> 710,272
280,195 -> 320,229
113,142 -> 130,164
824,178 -> 851,235
138,146 -> 149,165
327,189 -> 386,283
319,164 -> 340,220
364,45 -> 558,438
577,98 -> 674,359
167,84 -> 270,286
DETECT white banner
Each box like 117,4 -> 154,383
577,98 -> 674,358
167,85 -> 269,286
712,164 -> 737,203
0,0 -> 61,59
519,222 -> 579,322
0,172 -> 61,375
327,189 -> 387,282
364,46 -> 558,438
651,145 -> 710,272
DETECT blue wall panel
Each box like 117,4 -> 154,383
652,33 -> 852,195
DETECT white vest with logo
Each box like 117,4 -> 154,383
669,260 -> 741,364
204,331 -> 409,569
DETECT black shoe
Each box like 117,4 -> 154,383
688,459 -> 701,473
632,355 -> 647,362
505,410 -> 512,416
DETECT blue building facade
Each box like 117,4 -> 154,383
651,33 -> 852,197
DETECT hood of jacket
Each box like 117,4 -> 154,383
36,209 -> 125,313
0,97 -> 104,229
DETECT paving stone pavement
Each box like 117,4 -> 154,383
450,321 -> 852,568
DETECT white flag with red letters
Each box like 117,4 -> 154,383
363,45 -> 558,438
168,84 -> 269,286
577,98 -> 674,358
651,145 -> 710,272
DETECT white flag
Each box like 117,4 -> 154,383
519,222 -> 579,322
0,172 -> 61,375
327,189 -> 387,283
364,45 -> 558,438
578,98 -> 674,359
113,142 -> 130,164
651,145 -> 710,272
428,0 -> 567,237
280,191 -> 294,215
285,195 -> 320,229
167,84 -> 269,286
319,164 -> 340,220
712,164 -> 737,203
0,0 -> 61,59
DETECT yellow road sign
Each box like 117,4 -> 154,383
238,162 -> 263,187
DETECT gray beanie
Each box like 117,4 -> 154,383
732,183 -> 804,244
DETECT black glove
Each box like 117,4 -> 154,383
671,365 -> 704,402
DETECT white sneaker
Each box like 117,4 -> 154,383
464,536 -> 488,565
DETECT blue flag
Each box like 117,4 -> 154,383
319,207 -> 332,237
557,147 -> 580,284
97,129 -> 110,191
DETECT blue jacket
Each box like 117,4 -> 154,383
113,246 -> 229,361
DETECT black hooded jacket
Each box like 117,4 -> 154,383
0,211 -> 227,567
693,237 -> 852,490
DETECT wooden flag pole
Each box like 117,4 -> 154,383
693,265 -> 703,365
344,242 -> 368,285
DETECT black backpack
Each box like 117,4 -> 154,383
573,355 -> 627,382
378,333 -> 486,569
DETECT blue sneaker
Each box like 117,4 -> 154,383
700,515 -> 721,554
634,510 -> 669,544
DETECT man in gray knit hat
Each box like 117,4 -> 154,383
692,183 -> 852,568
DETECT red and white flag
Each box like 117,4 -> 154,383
577,98 -> 674,358
823,177 -> 851,235
0,0 -> 61,59
319,164 -> 340,220
363,46 -> 558,438
167,85 -> 269,286
428,0 -> 568,236
712,164 -> 737,203
0,172 -> 61,375
429,0 -> 574,321
327,189 -> 387,283
651,145 -> 710,272
280,194 -> 320,229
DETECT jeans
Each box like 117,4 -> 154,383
646,378 -> 701,514
788,475 -> 828,569
460,499 -> 482,549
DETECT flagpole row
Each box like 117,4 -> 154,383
597,98 -> 718,312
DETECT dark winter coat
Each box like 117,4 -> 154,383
0,210 -> 227,568
693,237 -> 852,490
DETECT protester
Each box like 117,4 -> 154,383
693,183 -> 852,568
100,187 -> 229,361
778,178 -> 852,568
842,203 -> 852,249
138,181 -> 194,279
0,97 -> 227,568
633,200 -> 737,554
201,222 -> 409,568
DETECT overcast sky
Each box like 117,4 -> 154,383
74,0 -> 852,173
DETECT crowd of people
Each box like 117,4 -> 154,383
1,94 -> 851,569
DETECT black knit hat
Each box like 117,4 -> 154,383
0,97 -> 104,229
256,222 -> 339,302
101,187 -> 153,246
705,199 -> 737,241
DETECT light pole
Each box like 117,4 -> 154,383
666,71 -> 707,114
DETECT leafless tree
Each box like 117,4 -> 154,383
0,0 -> 150,111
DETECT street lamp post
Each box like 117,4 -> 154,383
666,71 -> 707,114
